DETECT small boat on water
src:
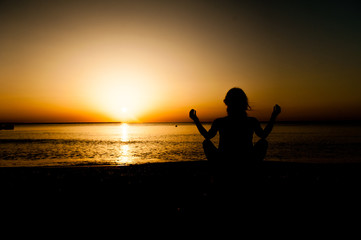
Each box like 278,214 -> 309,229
0,123 -> 14,130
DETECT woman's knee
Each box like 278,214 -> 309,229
254,139 -> 268,151
202,139 -> 219,162
253,139 -> 268,162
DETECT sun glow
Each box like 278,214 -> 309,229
84,70 -> 162,122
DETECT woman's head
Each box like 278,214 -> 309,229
224,88 -> 250,116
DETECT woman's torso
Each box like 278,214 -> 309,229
216,116 -> 256,160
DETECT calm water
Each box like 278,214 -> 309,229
0,123 -> 361,167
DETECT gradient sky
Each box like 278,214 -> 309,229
1,0 -> 360,122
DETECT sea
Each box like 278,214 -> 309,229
0,122 -> 361,167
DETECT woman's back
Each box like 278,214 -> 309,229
216,116 -> 257,161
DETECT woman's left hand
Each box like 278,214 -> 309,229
189,109 -> 198,121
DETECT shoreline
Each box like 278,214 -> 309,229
2,160 -> 361,184
1,158 -> 360,167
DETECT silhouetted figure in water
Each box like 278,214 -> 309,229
190,87 -> 281,175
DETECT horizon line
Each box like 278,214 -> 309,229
3,120 -> 361,125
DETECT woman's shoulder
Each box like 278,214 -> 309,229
247,116 -> 260,125
214,116 -> 259,125
212,117 -> 230,127
213,117 -> 227,124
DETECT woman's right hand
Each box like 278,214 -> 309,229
189,109 -> 198,121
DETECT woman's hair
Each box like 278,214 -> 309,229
224,88 -> 251,115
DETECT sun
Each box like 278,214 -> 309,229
86,69 -> 162,122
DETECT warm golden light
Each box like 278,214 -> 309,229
116,123 -> 133,165
83,70 -> 162,122
120,123 -> 129,142
0,1 -> 360,123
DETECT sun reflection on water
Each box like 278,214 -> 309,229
117,123 -> 133,165
120,123 -> 129,142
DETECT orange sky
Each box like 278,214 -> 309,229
1,1 -> 360,123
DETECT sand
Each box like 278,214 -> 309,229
1,160 -> 361,224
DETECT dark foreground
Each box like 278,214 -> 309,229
1,161 -> 361,229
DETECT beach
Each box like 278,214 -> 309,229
2,160 -> 361,222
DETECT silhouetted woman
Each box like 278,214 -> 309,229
189,87 -> 281,168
